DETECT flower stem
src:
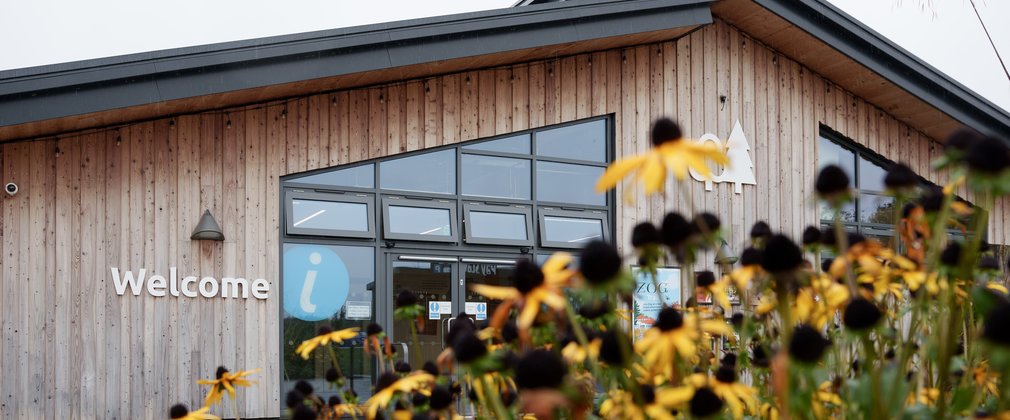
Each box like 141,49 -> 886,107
409,320 -> 421,369
480,375 -> 513,420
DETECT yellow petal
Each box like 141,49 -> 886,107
470,284 -> 520,300
640,153 -> 667,194
596,154 -> 648,193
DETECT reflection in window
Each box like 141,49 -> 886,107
858,157 -> 887,192
859,194 -> 896,224
542,215 -> 604,245
380,150 -> 456,194
388,206 -> 452,236
291,199 -> 369,232
536,120 -> 607,162
469,211 -> 528,241
536,161 -> 605,206
288,164 -> 374,188
282,244 -> 374,404
461,154 -> 531,200
463,134 -> 530,154
817,137 -> 855,180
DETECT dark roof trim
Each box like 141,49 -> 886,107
0,0 -> 712,128
756,0 -> 1010,141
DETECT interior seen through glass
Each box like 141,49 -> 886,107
291,199 -> 369,231
468,211 -> 527,240
388,206 -> 452,236
543,216 -> 603,244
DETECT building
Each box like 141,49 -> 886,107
1,0 -> 1009,418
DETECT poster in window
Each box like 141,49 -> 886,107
632,267 -> 681,342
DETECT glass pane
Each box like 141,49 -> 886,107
282,244 -> 374,402
461,154 -> 531,199
380,149 -> 456,194
464,262 -> 515,328
818,137 -> 855,180
463,134 -> 531,154
819,200 -> 856,222
388,205 -> 452,236
536,161 -> 605,206
391,260 -> 453,378
536,120 -> 607,162
469,211 -> 528,240
543,215 -> 604,245
288,164 -> 374,188
860,193 -> 897,224
291,199 -> 368,231
858,156 -> 887,192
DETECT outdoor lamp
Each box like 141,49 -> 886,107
191,209 -> 225,241
715,239 -> 738,265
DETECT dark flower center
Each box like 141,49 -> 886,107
641,384 -> 656,405
919,187 -> 944,212
366,323 -> 384,336
394,361 -> 412,373
395,290 -> 419,308
884,163 -> 918,189
215,366 -> 229,379
760,234 -> 803,273
328,395 -> 342,406
292,406 -> 317,420
317,325 -> 333,336
696,271 -> 716,288
631,222 -> 662,247
429,386 -> 453,410
578,300 -> 612,319
662,212 -> 694,249
693,213 -> 721,234
295,379 -> 314,397
515,349 -> 568,390
749,221 -> 771,240
730,313 -> 745,328
169,404 -> 189,419
655,307 -> 685,331
325,367 -> 340,382
599,330 -> 630,366
944,128 -> 983,154
815,164 -> 850,196
802,226 -> 822,246
715,366 -> 737,383
740,247 -> 763,266
689,387 -> 724,418
980,256 -> 1000,270
650,118 -> 683,146
451,330 -> 488,363
940,242 -> 962,266
375,372 -> 400,393
721,353 -> 737,367
789,324 -> 831,364
983,301 -> 1010,346
512,258 -> 545,294
422,361 -> 440,377
579,240 -> 623,285
285,389 -> 305,409
751,344 -> 770,368
966,136 -> 1010,173
842,298 -> 883,331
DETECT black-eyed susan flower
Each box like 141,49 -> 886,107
196,366 -> 259,407
428,385 -> 453,411
291,405 -> 317,420
450,330 -> 488,364
884,162 -> 919,192
761,234 -> 804,274
842,297 -> 883,331
730,247 -> 763,291
966,136 -> 1010,174
801,226 -> 822,248
364,372 -> 434,419
515,349 -> 567,390
789,324 -> 830,364
295,326 -> 360,359
578,240 -> 624,289
600,384 -> 694,420
983,300 -> 1010,346
326,395 -> 362,418
696,270 -> 731,311
815,164 -> 851,200
470,254 -> 575,330
636,307 -> 733,375
750,221 -> 772,246
707,366 -> 759,419
596,118 -> 729,195
170,404 -> 220,420
688,386 -> 725,418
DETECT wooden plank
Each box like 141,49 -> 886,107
368,88 -> 388,159
528,63 -> 546,129
741,32 -> 757,247
331,92 -> 350,166
440,75 -> 460,146
348,90 -> 369,162
620,46 -> 637,241
53,135 -> 75,419
511,65 -> 530,131
495,68 -> 513,134
478,70 -> 496,138
576,54 -> 592,119
387,84 -> 406,156
591,52 -> 608,118
422,79 -> 441,149
306,95 -> 322,171
460,72 -> 479,142
404,81 -> 422,152
560,56 -> 577,122
544,60 -> 561,125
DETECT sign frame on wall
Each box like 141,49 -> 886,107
631,266 -> 682,342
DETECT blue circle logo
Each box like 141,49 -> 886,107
283,245 -> 350,321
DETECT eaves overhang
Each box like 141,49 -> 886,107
753,0 -> 1010,143
0,0 -> 713,134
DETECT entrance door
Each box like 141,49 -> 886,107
387,254 -> 518,368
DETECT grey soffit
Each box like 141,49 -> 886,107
755,0 -> 1010,142
0,0 -> 713,128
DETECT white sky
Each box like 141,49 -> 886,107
0,0 -> 1008,113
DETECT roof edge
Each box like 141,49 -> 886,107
753,0 -> 1010,141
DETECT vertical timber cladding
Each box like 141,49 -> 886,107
0,18 -> 1009,419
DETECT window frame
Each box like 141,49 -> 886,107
381,197 -> 459,243
284,190 -> 376,238
537,207 -> 610,249
462,202 -> 534,247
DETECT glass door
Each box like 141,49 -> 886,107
389,255 -> 459,369
460,258 -> 517,326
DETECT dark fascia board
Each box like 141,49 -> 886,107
755,0 -> 1010,142
0,0 -> 713,128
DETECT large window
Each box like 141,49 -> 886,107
817,132 -> 896,241
279,116 -> 614,402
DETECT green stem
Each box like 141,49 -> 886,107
863,334 -> 883,418
409,321 -> 421,369
832,206 -> 857,296
480,375 -> 513,420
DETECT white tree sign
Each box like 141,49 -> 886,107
689,119 -> 757,194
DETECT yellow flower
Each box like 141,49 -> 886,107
470,253 -> 575,330
975,360 -> 1000,397
599,385 -> 694,420
595,119 -> 729,195
196,367 -> 259,408
365,372 -> 435,419
813,381 -> 843,418
295,326 -> 360,359
635,308 -> 732,377
906,387 -> 940,406
708,369 -> 759,419
329,403 -> 363,418
760,402 -> 780,420
170,405 -> 220,420
561,338 -> 601,364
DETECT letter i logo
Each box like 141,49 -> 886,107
283,245 -> 350,321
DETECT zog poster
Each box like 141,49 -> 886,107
632,267 -> 682,341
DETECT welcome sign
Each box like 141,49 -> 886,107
111,267 -> 270,299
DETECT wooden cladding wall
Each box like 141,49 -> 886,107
1,19 -> 1007,419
